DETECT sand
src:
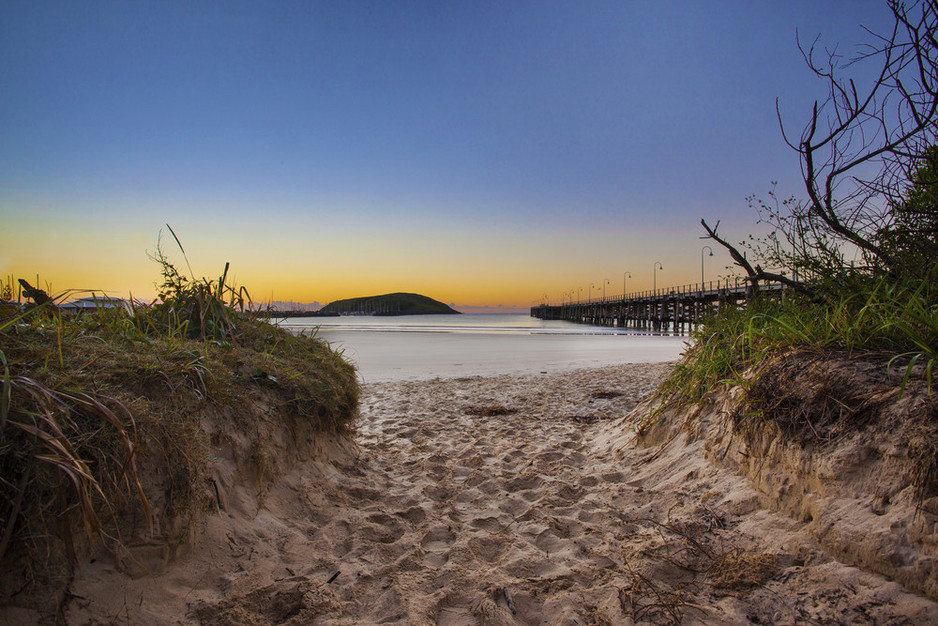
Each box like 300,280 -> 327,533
56,363 -> 938,624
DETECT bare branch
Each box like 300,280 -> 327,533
713,1 -> 938,289
700,219 -> 756,277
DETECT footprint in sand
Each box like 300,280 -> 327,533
421,525 -> 455,568
455,487 -> 483,504
534,528 -> 569,553
536,450 -> 567,463
423,484 -> 452,503
468,535 -> 508,562
546,483 -> 585,506
362,513 -> 406,544
469,516 -> 503,532
452,465 -> 475,483
504,474 -> 543,491
500,450 -> 527,464
324,519 -> 355,558
393,426 -> 419,439
496,495 -> 529,517
474,478 -> 503,496
343,485 -> 384,501
395,506 -> 427,524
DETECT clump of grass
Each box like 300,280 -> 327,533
142,226 -> 250,343
658,274 -> 938,411
1,233 -> 359,617
651,273 -> 938,503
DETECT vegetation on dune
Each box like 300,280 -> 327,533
662,271 -> 937,408
0,230 -> 359,616
658,0 -> 938,484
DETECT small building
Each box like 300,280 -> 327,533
60,295 -> 131,315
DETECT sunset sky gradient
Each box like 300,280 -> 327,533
1,1 -> 897,310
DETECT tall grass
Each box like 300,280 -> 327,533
0,236 -> 359,595
660,274 -> 938,408
0,298 -> 153,568
144,227 -> 252,343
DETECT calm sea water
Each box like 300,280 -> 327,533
276,313 -> 688,382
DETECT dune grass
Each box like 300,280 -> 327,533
0,246 -> 359,610
658,273 -> 938,410
649,272 -> 938,505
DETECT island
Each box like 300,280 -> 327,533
317,292 -> 461,316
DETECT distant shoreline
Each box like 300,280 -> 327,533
270,310 -> 337,318
270,310 -> 467,318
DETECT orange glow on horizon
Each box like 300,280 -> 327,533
3,210 -> 739,309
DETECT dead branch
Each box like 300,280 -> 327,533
17,279 -> 52,306
700,219 -> 811,293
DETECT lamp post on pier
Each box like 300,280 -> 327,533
578,287 -> 583,304
623,271 -> 631,298
602,278 -> 610,301
590,283 -> 597,302
653,261 -> 663,293
701,246 -> 713,290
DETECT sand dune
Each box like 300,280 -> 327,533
60,364 -> 938,624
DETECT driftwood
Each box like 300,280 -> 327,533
502,586 -> 516,614
17,279 -> 52,305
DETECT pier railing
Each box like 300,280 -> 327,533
531,278 -> 782,333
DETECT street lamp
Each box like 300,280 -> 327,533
578,286 -> 583,304
602,278 -> 610,301
701,246 -> 713,288
590,283 -> 597,302
623,271 -> 631,298
653,261 -> 663,293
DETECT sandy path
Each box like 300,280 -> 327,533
63,364 -> 938,624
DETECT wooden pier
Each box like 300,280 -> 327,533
531,278 -> 777,333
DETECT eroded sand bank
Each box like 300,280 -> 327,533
61,364 -> 938,624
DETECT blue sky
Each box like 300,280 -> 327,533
1,1 -> 897,309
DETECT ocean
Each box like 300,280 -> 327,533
276,313 -> 688,383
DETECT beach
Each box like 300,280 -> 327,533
60,362 -> 938,624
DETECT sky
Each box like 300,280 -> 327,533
1,1 -> 899,311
